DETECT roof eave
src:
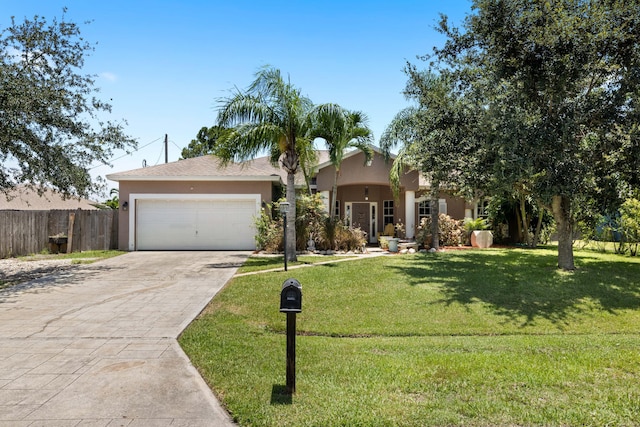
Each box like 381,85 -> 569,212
106,174 -> 283,183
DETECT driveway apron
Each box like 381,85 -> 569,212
0,251 -> 249,426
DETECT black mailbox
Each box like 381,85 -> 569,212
280,278 -> 302,313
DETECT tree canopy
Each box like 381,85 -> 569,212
0,10 -> 135,198
180,126 -> 229,159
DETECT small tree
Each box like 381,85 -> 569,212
619,198 -> 640,256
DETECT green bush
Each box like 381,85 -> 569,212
620,198 -> 640,256
253,206 -> 283,253
295,194 -> 327,250
462,217 -> 489,245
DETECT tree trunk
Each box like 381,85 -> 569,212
515,205 -> 523,243
532,201 -> 544,247
331,168 -> 339,219
286,171 -> 298,262
430,181 -> 440,250
519,195 -> 532,247
552,195 -> 574,270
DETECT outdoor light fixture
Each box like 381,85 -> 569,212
364,186 -> 369,201
280,202 -> 290,271
122,201 -> 129,211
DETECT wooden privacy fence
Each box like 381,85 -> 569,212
0,209 -> 118,258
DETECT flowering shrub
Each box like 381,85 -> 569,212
416,214 -> 463,248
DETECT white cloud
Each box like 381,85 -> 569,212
100,72 -> 118,82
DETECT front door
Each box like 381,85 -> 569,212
352,202 -> 370,242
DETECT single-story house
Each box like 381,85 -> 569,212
0,185 -> 99,210
106,147 -> 483,251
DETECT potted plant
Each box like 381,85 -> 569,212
463,217 -> 493,248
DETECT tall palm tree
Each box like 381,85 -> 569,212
216,67 -> 313,262
307,104 -> 374,218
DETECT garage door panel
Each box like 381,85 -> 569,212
136,198 -> 256,250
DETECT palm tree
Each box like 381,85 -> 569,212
307,104 -> 374,218
216,67 -> 313,262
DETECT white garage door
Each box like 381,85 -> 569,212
136,198 -> 257,250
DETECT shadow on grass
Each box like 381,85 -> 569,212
391,249 -> 640,327
270,384 -> 292,405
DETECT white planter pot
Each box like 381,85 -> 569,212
471,230 -> 493,248
387,238 -> 399,252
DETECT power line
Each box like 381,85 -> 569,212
88,136 -> 164,170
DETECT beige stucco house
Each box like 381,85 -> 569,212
106,147 -> 477,251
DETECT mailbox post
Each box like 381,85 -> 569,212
280,278 -> 302,394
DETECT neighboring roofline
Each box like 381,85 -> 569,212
106,174 -> 283,183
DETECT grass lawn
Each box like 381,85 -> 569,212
179,247 -> 640,426
18,249 -> 125,263
236,255 -> 357,274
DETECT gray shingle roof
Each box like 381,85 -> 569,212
106,152 -> 332,186
0,185 -> 99,210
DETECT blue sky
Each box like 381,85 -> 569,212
2,0 -> 472,197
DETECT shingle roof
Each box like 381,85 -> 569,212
0,185 -> 99,210
107,152 -> 332,186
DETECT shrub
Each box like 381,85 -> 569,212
462,217 -> 489,245
295,194 -> 327,251
416,214 -> 463,248
620,198 -> 640,256
335,223 -> 367,252
255,195 -> 366,254
315,219 -> 366,252
253,206 -> 282,253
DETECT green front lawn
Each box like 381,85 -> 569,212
179,248 -> 640,426
18,249 -> 125,263
236,255 -> 357,274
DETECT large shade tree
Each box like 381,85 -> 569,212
307,103 -> 374,218
435,0 -> 640,270
215,67 -> 313,262
0,10 -> 135,198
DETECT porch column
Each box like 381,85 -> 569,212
405,190 -> 415,239
320,191 -> 330,214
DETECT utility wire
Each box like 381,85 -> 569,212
88,136 -> 164,170
153,142 -> 165,166
169,139 -> 183,151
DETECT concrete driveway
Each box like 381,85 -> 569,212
0,251 -> 250,426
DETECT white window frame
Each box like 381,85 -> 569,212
476,199 -> 490,218
383,200 -> 394,226
418,200 -> 431,223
